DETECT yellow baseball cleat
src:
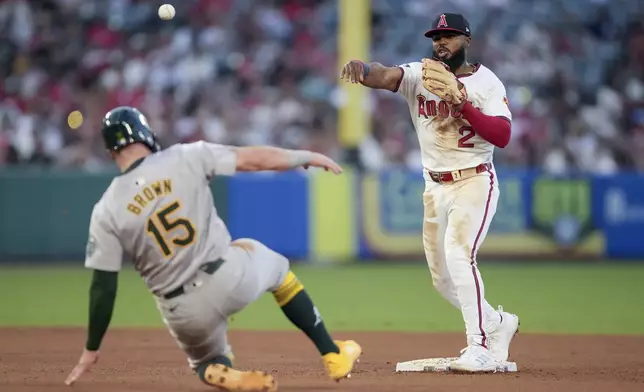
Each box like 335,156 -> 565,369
323,340 -> 362,381
202,364 -> 277,392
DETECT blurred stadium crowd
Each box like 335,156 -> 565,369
0,0 -> 643,173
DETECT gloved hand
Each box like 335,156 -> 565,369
421,58 -> 468,107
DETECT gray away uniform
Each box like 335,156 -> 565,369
85,141 -> 289,367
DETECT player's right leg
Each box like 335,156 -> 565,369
422,184 -> 460,309
226,238 -> 361,382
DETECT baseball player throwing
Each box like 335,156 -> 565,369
64,106 -> 361,391
341,13 -> 519,372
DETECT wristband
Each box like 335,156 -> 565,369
287,150 -> 313,168
355,60 -> 370,77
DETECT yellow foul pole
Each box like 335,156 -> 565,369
308,0 -> 371,262
337,0 -> 370,148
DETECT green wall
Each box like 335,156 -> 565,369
0,169 -> 228,261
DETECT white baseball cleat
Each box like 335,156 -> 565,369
488,306 -> 520,362
449,345 -> 500,373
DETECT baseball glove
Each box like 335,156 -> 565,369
421,59 -> 467,106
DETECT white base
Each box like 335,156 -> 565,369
395,357 -> 518,373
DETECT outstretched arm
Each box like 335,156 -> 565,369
187,141 -> 343,178
235,146 -> 343,174
85,270 -> 118,351
65,270 -> 118,385
340,60 -> 404,92
66,205 -> 123,386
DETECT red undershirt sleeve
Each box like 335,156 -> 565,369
460,102 -> 511,148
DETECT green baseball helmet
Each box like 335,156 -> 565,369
101,106 -> 162,153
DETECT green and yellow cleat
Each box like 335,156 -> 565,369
322,340 -> 362,381
202,364 -> 277,392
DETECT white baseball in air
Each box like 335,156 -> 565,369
158,4 -> 176,20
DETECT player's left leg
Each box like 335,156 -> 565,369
156,281 -> 276,392
225,239 -> 361,381
193,326 -> 277,392
441,169 -> 519,371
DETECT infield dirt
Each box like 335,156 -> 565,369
1,328 -> 643,392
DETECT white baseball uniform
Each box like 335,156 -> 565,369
395,62 -> 512,347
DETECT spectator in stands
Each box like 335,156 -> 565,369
0,0 -> 642,173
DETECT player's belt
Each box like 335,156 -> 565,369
427,162 -> 492,184
162,258 -> 225,300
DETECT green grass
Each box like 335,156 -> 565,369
1,262 -> 643,334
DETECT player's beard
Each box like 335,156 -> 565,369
432,46 -> 466,72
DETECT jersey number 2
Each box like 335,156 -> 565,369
147,201 -> 196,258
458,126 -> 476,148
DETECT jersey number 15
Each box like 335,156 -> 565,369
147,201 -> 196,258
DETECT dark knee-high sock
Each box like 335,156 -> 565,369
196,355 -> 233,384
273,271 -> 339,355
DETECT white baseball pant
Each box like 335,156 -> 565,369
423,166 -> 501,347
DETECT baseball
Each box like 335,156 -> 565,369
158,4 -> 175,20
67,110 -> 83,129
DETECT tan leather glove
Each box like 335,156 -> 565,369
421,58 -> 468,107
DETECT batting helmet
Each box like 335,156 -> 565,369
101,106 -> 162,153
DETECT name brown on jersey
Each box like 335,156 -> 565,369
127,179 -> 173,215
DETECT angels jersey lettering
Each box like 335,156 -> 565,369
395,62 -> 511,175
